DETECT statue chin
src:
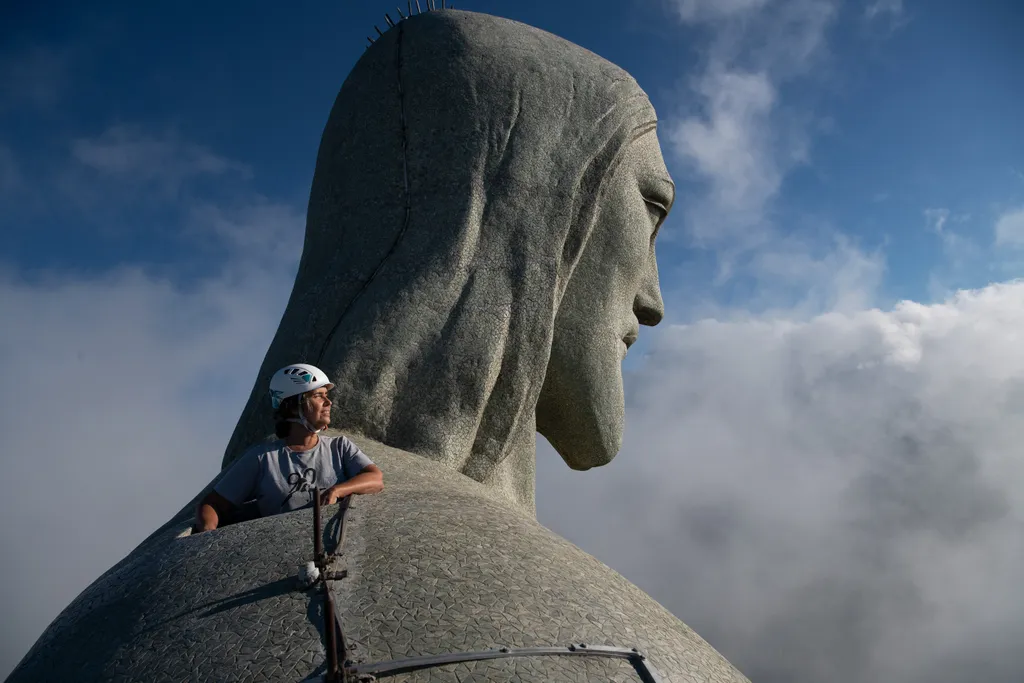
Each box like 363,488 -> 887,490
540,426 -> 622,471
536,338 -> 628,470
537,390 -> 625,471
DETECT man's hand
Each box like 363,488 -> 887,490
320,484 -> 349,506
320,465 -> 384,505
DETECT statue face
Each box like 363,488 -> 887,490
537,128 -> 673,469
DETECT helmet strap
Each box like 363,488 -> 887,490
287,396 -> 323,435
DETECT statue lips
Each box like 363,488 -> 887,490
619,312 -> 642,358
622,329 -> 639,359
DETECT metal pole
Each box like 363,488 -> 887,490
313,486 -> 323,564
324,581 -> 339,681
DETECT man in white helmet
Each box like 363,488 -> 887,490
194,363 -> 384,532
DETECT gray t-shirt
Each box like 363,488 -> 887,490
215,435 -> 375,518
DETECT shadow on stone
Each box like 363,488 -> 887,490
302,588 -> 330,681
196,577 -> 298,619
323,497 -> 351,556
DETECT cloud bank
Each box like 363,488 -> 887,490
0,129 -> 302,678
538,281 -> 1024,683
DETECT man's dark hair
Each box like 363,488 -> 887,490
273,394 -> 308,438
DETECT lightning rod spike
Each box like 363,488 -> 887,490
384,13 -> 396,27
375,25 -> 384,36
396,6 -> 407,19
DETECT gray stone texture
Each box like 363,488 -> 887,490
223,9 -> 671,515
9,436 -> 748,682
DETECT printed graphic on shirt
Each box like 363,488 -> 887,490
281,467 -> 317,511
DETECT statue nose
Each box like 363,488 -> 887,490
634,263 -> 664,326
630,294 -> 663,325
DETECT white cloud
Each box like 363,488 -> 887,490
927,232 -> 987,301
662,0 -> 845,307
994,207 -> 1024,246
50,127 -> 262,237
865,0 -> 904,21
666,0 -> 838,241
0,259 -> 297,677
924,207 -> 1024,300
862,0 -> 909,36
71,125 -> 251,184
538,279 -> 1024,683
746,233 -> 884,313
187,200 -> 305,262
671,0 -> 771,23
663,232 -> 885,324
926,208 -> 972,236
925,207 -> 950,233
0,128 -> 302,678
670,68 -> 779,241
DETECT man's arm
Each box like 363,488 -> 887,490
321,464 -> 384,505
195,490 -> 237,532
194,452 -> 260,532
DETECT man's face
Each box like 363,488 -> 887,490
537,128 -> 673,470
304,388 -> 333,430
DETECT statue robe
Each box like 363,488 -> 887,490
10,433 -> 747,682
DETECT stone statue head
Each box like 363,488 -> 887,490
224,9 -> 674,513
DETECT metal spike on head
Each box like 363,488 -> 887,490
428,0 -> 435,10
441,0 -> 446,7
375,25 -> 384,36
367,36 -> 375,46
415,0 -> 422,13
384,12 -> 396,27
396,6 -> 407,19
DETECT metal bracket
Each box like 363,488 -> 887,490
344,643 -> 664,682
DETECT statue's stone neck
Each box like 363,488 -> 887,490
331,392 -> 539,516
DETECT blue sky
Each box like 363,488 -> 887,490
3,0 -> 1021,302
3,2 -> 1024,682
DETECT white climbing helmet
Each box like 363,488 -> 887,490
269,363 -> 334,410
270,363 -> 335,435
